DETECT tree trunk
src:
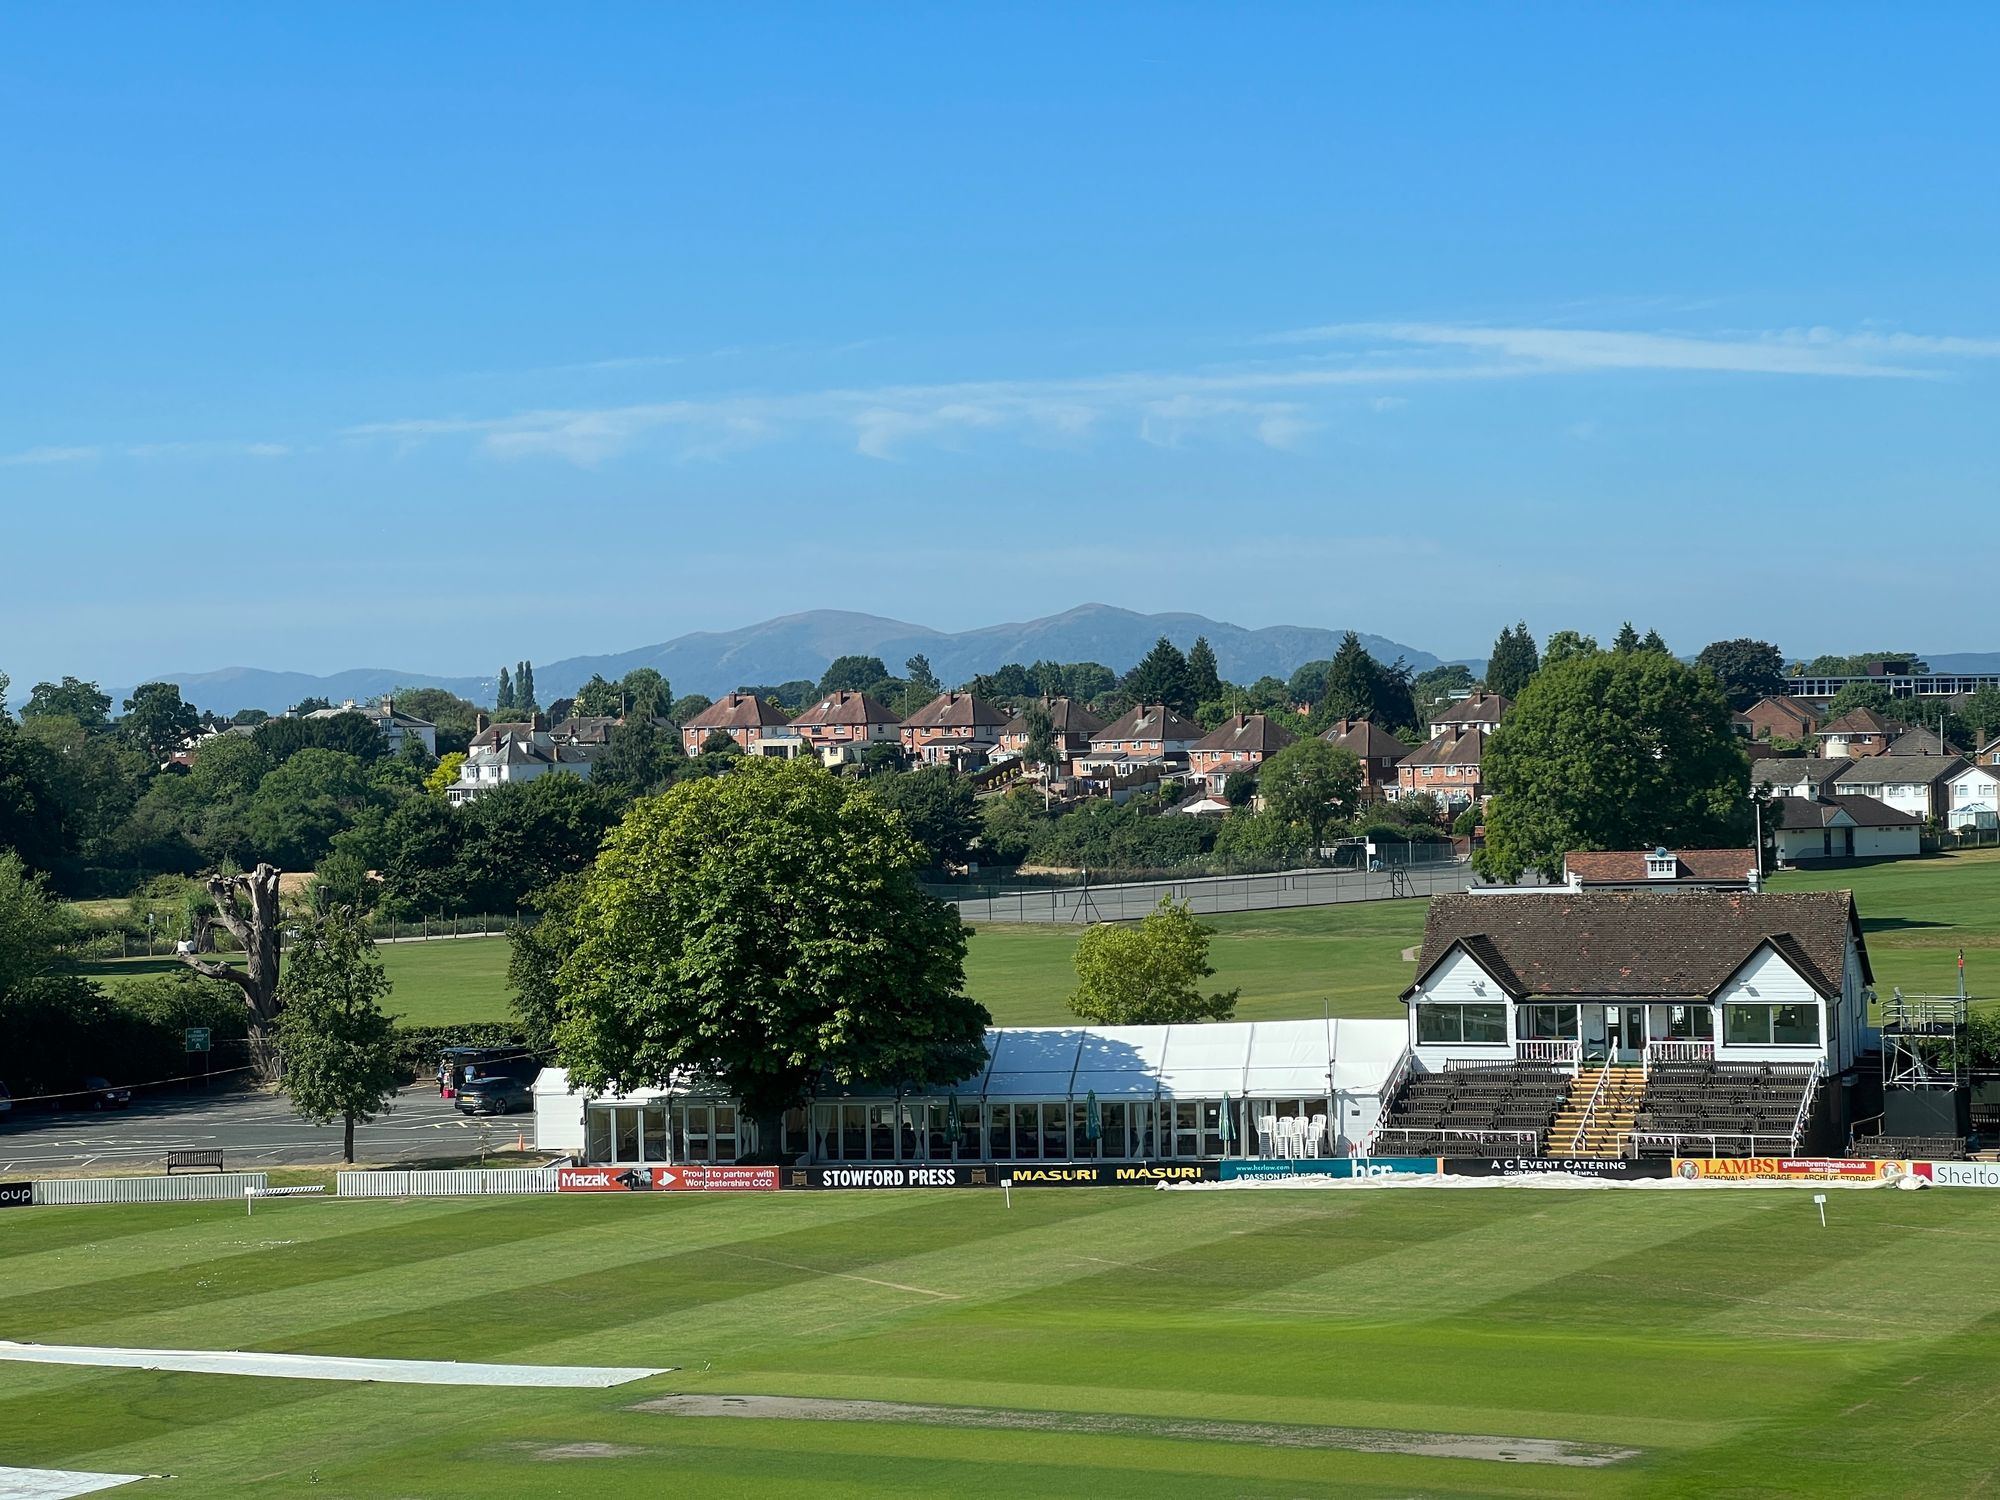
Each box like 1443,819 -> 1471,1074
344,1113 -> 355,1165
176,863 -> 286,1084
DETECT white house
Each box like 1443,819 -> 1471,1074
447,719 -> 596,803
1771,795 -> 1920,864
1401,889 -> 1871,1075
1944,762 -> 2000,830
1831,753 -> 1964,822
305,698 -> 437,756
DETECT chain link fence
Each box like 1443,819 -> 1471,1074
947,859 -> 1473,923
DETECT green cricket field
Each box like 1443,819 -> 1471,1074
1,1183 -> 1996,1496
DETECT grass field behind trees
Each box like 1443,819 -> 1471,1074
1,1186 -> 1996,1496
73,850 -> 2000,1031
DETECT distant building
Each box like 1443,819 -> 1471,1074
1771,795 -> 1921,864
1188,713 -> 1297,796
305,697 -> 437,757
1394,727 -> 1487,807
1831,754 -> 1965,822
787,690 -> 901,765
1321,718 -> 1411,801
1429,692 -> 1509,736
449,714 -> 597,803
1739,694 -> 1821,742
899,691 -> 1010,767
680,692 -> 793,756
997,697 -> 1105,768
1561,848 -> 1757,890
1813,707 -> 1898,759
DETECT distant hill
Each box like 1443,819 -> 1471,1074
140,605 -> 1446,714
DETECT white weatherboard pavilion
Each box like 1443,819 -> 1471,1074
534,1018 -> 1409,1168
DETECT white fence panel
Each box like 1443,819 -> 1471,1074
32,1172 -> 269,1206
337,1168 -> 559,1198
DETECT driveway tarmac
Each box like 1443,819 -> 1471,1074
0,1085 -> 532,1173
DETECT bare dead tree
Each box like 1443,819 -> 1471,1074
176,863 -> 285,1081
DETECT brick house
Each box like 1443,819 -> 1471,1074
997,696 -> 1105,768
1087,703 -> 1204,761
1813,707 -> 1899,759
787,690 -> 901,764
900,690 -> 1010,765
681,692 -> 793,755
1429,692 -> 1509,736
1188,713 -> 1298,795
1395,727 -> 1487,806
1321,718 -> 1411,801
1739,694 -> 1821,742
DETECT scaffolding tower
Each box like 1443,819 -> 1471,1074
1880,988 -> 1971,1092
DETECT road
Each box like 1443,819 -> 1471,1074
0,1084 -> 536,1174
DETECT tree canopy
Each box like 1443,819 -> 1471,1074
121,682 -> 200,762
1474,651 -> 1750,882
276,906 -> 399,1163
1484,622 -> 1540,698
22,676 -> 112,729
546,758 -> 989,1148
1123,636 -> 1192,714
1185,636 -> 1223,709
1826,681 -> 1900,719
820,655 -> 891,695
1257,738 -> 1363,858
1069,896 -> 1239,1025
869,766 -> 980,868
1694,639 -> 1786,711
1542,630 -> 1599,669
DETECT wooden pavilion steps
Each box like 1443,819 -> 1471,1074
1549,1065 -> 1646,1159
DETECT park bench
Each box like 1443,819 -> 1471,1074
165,1150 -> 225,1175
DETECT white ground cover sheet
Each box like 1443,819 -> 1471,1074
0,1468 -> 145,1499
0,1342 -> 667,1388
1165,1172 -> 1928,1193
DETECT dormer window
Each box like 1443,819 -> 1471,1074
1645,848 -> 1678,880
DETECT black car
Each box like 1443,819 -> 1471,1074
454,1070 -> 533,1116
70,1076 -> 133,1110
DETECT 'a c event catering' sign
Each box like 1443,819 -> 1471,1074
1448,1157 -> 1673,1180
1673,1157 -> 1904,1182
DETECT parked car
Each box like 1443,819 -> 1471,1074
69,1076 -> 133,1110
454,1070 -> 533,1116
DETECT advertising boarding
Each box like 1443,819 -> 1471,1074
0,1181 -> 31,1209
1218,1158 -> 1438,1181
785,1161 -> 1220,1189
556,1165 -> 780,1192
1447,1157 -> 1674,1180
1672,1157 -> 1906,1182
1911,1161 -> 2000,1188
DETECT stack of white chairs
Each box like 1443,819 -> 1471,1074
1255,1116 -> 1277,1158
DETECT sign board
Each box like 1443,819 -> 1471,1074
1447,1157 -> 1675,1180
1218,1158 -> 1442,1181
787,1164 -> 990,1190
1911,1161 -> 2000,1188
784,1161 -> 1220,1190
184,1027 -> 211,1053
557,1165 -> 779,1192
1672,1157 -> 1906,1182
0,1182 -> 32,1209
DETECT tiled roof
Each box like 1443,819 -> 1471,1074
1191,713 -> 1298,756
902,691 -> 1010,731
1816,707 -> 1898,736
1322,718 -> 1412,760
789,690 -> 898,729
1412,889 -> 1866,1000
1832,754 -> 1966,788
1885,726 -> 1962,756
1774,793 -> 1919,830
1432,692 -> 1509,727
1562,849 -> 1754,883
1749,757 -> 1851,793
1090,703 -> 1204,745
1001,697 -> 1106,737
685,692 -> 792,730
1399,728 -> 1486,768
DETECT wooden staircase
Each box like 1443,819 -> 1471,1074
1551,1066 -> 1646,1159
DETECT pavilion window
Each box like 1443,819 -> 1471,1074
1519,1004 -> 1579,1040
986,1102 -> 1012,1159
586,1107 -> 613,1163
1014,1102 -> 1041,1160
1174,1101 -> 1201,1157
1417,1003 -> 1507,1044
1723,1004 -> 1820,1046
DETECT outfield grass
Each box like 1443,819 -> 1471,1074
70,849 -> 2000,1035
0,1185 -> 1996,1496
77,939 -> 518,1029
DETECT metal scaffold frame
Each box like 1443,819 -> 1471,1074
1880,988 -> 1970,1092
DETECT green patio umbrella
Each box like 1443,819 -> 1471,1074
944,1091 -> 959,1151
1218,1092 -> 1234,1156
1085,1089 -> 1101,1142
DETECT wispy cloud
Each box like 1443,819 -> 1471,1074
0,445 -> 98,467
1268,321 -> 2000,378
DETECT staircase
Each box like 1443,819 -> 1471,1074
1551,1066 -> 1646,1159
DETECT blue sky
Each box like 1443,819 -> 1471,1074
5,5 -> 1998,692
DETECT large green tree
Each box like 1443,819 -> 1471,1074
620,668 -> 670,720
1542,630 -> 1599,669
1257,738 -> 1363,859
276,906 -> 400,1163
22,677 -> 112,729
1069,896 -> 1239,1024
819,655 -> 891,695
121,682 -> 200,762
547,758 -> 989,1154
1123,636 -> 1192,714
1318,632 -> 1381,722
1474,651 -> 1751,882
1694,639 -> 1786,711
1484,622 -> 1540,698
870,766 -> 979,868
387,687 -> 483,754
593,718 -> 683,799
1185,636 -> 1223,709
246,748 -> 381,869
1826,681 -> 1899,719
1960,685 -> 2000,745
459,774 -> 618,913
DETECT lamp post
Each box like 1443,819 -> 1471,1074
1749,791 -> 1765,884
